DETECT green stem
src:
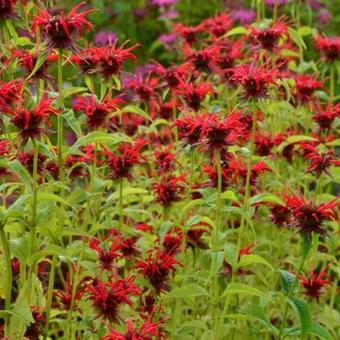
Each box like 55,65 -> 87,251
31,139 -> 39,256
273,0 -> 278,20
0,226 -> 12,336
278,246 -> 309,340
296,0 -> 301,28
119,178 -> 124,228
44,255 -> 57,340
330,64 -> 335,104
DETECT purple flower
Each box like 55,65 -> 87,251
159,33 -> 178,46
232,9 -> 256,24
95,31 -> 117,46
151,0 -> 178,6
159,9 -> 179,20
307,0 -> 324,10
317,10 -> 331,26
133,8 -> 148,19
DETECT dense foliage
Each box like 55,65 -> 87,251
0,0 -> 339,339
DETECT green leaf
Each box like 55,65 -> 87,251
122,105 -> 152,121
289,28 -> 307,50
221,283 -> 268,299
279,270 -> 295,295
34,192 -> 73,208
286,135 -> 318,144
68,131 -> 131,154
310,322 -> 333,340
62,87 -> 88,98
298,26 -> 315,36
238,254 -> 274,271
26,49 -> 48,79
225,27 -> 249,37
249,193 -> 284,206
221,190 -> 239,202
288,298 -> 312,336
109,187 -> 148,200
8,160 -> 33,187
163,284 -> 209,299
63,109 -> 83,137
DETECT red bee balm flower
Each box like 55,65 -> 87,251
11,98 -> 57,141
137,248 -> 179,293
229,63 -> 279,100
153,175 -> 186,206
0,0 -> 18,20
294,75 -> 323,103
0,80 -> 23,113
249,17 -> 288,51
284,193 -> 338,239
299,265 -> 332,301
73,95 -> 124,129
312,102 -> 340,131
32,2 -> 94,51
87,277 -> 141,322
315,35 -> 340,61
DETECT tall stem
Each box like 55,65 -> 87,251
45,48 -> 64,338
119,178 -> 124,228
278,246 -> 309,340
31,139 -> 39,256
330,64 -> 335,104
0,226 -> 12,336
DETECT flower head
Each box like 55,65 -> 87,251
153,174 -> 186,206
32,2 -> 94,51
284,193 -> 338,239
299,265 -> 332,301
315,35 -> 340,61
294,75 -> 323,103
0,0 -> 18,20
87,277 -> 141,322
312,102 -> 340,131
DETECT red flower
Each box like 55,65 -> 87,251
299,265 -> 332,301
294,75 -> 323,103
303,146 -> 340,178
120,236 -> 140,258
105,140 -> 146,181
314,35 -> 340,62
152,62 -> 190,89
173,114 -> 204,147
0,79 -> 23,114
102,315 -> 165,340
11,98 -> 57,141
202,12 -> 234,38
176,81 -> 212,111
266,203 -> 291,228
229,63 -> 279,100
18,151 -> 46,174
0,0 -> 18,20
73,95 -> 124,129
239,242 -> 255,258
87,277 -> 141,322
24,307 -> 45,340
174,23 -> 204,45
71,46 -> 101,74
249,17 -> 288,51
137,248 -> 179,293
154,147 -> 177,174
89,237 -> 122,271
200,112 -> 244,151
162,228 -> 182,255
312,102 -> 340,131
255,131 -> 283,156
153,174 -> 186,206
32,2 -> 94,51
96,41 -> 139,78
284,193 -> 338,239
186,222 -> 210,249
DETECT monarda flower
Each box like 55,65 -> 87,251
266,203 -> 291,228
314,35 -> 340,61
18,151 -> 46,174
173,114 -> 204,147
162,228 -> 182,255
11,98 -> 57,141
32,2 -> 94,52
137,248 -> 179,292
153,174 -> 186,206
73,95 -> 124,129
299,265 -> 332,301
202,12 -> 234,38
96,41 -> 139,78
0,79 -> 23,114
102,315 -> 165,340
174,23 -> 204,45
24,307 -> 45,340
105,140 -> 146,181
304,147 -> 340,178
152,62 -> 190,89
255,131 -> 283,156
186,222 -> 210,249
154,147 -> 177,174
284,193 -> 338,239
312,102 -> 340,131
200,112 -> 244,152
89,237 -> 121,271
294,75 -> 323,103
0,0 -> 18,20
87,277 -> 141,322
249,17 -> 288,51
176,81 -> 212,111
229,63 -> 279,100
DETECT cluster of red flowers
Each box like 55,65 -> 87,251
0,0 -> 339,339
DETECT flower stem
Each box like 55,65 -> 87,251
330,64 -> 335,103
0,225 -> 12,337
278,245 -> 309,340
119,177 -> 124,228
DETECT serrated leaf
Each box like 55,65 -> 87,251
109,187 -> 148,200
226,27 -> 249,37
221,190 -> 239,202
238,254 -> 273,271
310,322 -> 333,340
63,109 -> 83,137
122,105 -> 152,121
62,87 -> 88,98
249,193 -> 284,206
289,28 -> 307,50
289,298 -> 311,335
26,49 -> 48,79
279,270 -> 296,295
221,283 -> 268,299
298,26 -> 315,36
8,160 -> 33,187
163,284 -> 209,299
